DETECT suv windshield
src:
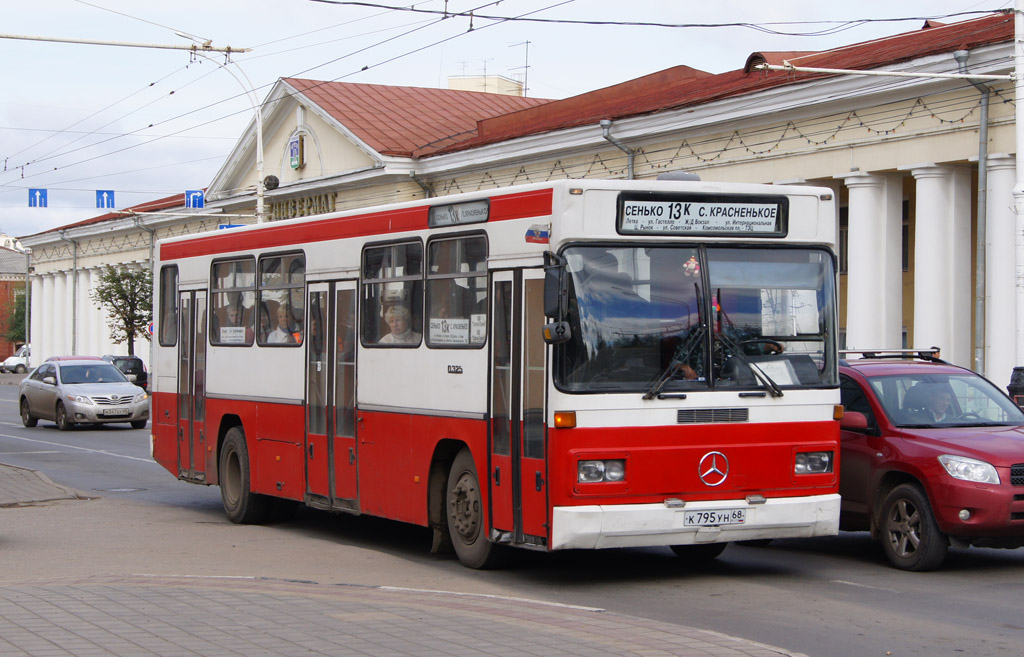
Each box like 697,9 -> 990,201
555,245 -> 838,393
868,372 -> 1024,427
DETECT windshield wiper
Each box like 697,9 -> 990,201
716,333 -> 784,398
644,326 -> 705,400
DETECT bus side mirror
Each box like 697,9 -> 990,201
542,321 -> 571,344
543,251 -> 566,319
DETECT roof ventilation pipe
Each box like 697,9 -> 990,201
600,119 -> 636,180
954,48 -> 990,376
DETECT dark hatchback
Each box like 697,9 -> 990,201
839,350 -> 1024,571
101,355 -> 148,391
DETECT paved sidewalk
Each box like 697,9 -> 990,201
0,462 -> 84,507
0,463 -> 807,657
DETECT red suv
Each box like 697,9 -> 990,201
839,350 -> 1024,571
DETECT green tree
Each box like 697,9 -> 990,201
90,265 -> 153,356
5,289 -> 28,344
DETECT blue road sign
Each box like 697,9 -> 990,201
185,190 -> 205,209
96,190 -> 115,209
28,189 -> 47,207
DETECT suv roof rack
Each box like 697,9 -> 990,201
839,348 -> 947,364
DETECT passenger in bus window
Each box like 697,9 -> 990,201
378,304 -> 421,345
267,305 -> 298,344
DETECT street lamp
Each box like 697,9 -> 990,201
177,34 -> 265,223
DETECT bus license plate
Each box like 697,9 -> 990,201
684,509 -> 746,526
102,408 -> 131,417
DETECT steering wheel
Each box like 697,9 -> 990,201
954,412 -> 983,421
738,338 -> 784,355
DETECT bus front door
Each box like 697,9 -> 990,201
177,290 -> 208,482
305,281 -> 358,510
490,269 -> 548,546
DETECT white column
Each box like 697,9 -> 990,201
907,164 -> 973,366
840,172 -> 904,349
29,276 -> 43,369
77,268 -> 92,356
41,274 -> 54,362
86,268 -> 102,357
986,155 -> 1017,383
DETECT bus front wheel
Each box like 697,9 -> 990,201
446,448 -> 504,569
219,427 -> 270,524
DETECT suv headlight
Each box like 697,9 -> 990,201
938,455 -> 1000,484
578,459 -> 625,483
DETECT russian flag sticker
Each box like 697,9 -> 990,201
525,224 -> 550,243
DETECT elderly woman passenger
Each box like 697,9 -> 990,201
378,304 -> 421,344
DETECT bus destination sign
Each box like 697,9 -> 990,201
618,193 -> 787,236
428,199 -> 490,228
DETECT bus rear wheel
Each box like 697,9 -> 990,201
219,426 -> 270,524
446,448 -> 504,569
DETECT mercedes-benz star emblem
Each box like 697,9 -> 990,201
698,451 -> 729,487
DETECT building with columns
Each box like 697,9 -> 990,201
19,13 -> 1022,385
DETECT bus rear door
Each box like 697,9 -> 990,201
490,269 -> 548,546
177,290 -> 208,482
305,281 -> 358,510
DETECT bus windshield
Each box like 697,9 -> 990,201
555,245 -> 838,393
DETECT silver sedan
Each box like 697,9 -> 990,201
19,359 -> 149,430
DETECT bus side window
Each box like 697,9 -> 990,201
257,252 -> 305,347
425,235 -> 487,348
159,265 -> 178,346
361,241 -> 423,347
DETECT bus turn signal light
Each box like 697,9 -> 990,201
554,411 -> 576,428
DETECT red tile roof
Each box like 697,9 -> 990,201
433,13 -> 1012,154
282,78 -> 550,158
27,193 -> 188,238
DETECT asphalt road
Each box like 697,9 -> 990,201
2,376 -> 1023,657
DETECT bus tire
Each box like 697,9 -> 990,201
670,542 -> 727,561
446,448 -> 504,569
219,426 -> 270,524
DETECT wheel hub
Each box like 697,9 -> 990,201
449,473 -> 481,540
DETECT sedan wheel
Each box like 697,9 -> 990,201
55,402 -> 74,431
20,399 -> 37,427
878,483 -> 948,571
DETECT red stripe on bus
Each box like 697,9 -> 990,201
489,188 -> 553,222
159,188 -> 554,261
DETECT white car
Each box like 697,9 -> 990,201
2,345 -> 29,373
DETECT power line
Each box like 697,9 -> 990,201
309,2 -> 1009,36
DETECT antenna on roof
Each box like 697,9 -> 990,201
509,41 -> 531,97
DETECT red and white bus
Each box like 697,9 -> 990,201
151,178 -> 842,568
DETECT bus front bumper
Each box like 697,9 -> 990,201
550,493 -> 840,550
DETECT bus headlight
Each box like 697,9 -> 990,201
795,451 -> 833,474
578,459 -> 626,483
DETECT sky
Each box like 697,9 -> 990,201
0,0 -> 1011,240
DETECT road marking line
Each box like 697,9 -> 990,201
831,579 -> 897,592
0,432 -> 158,464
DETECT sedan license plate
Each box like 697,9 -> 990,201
683,508 -> 746,527
101,408 -> 131,417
